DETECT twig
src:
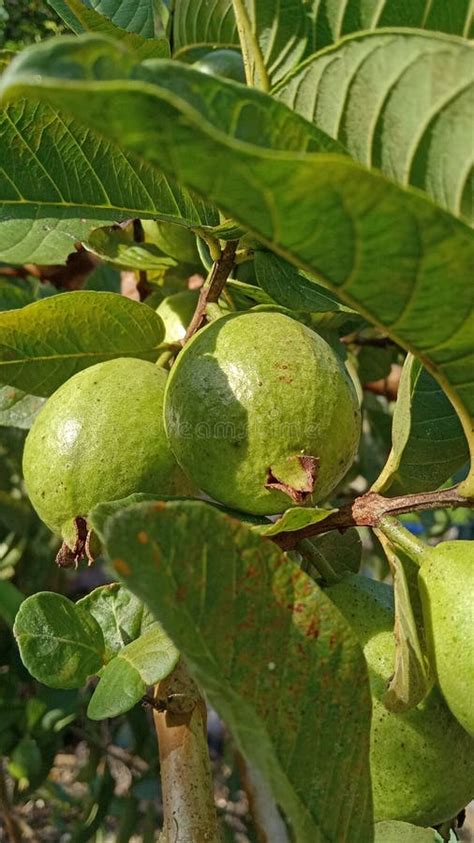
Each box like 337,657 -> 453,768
271,485 -> 474,550
70,727 -> 148,775
0,763 -> 22,843
184,240 -> 238,341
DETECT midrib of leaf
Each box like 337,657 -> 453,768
232,0 -> 271,91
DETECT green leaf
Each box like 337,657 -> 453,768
172,1 -> 239,58
0,579 -> 23,627
254,251 -> 353,313
0,278 -> 34,311
0,492 -> 32,535
303,530 -> 362,580
275,31 -> 474,223
1,38 -> 473,492
87,621 -> 179,719
87,223 -> 177,270
85,0 -> 160,38
374,821 -> 447,843
377,532 -> 431,712
373,355 -> 469,494
48,0 -> 169,59
0,386 -> 45,429
261,506 -> 336,538
78,582 -> 153,659
97,499 -> 373,843
0,291 -> 165,396
14,592 -> 105,689
0,94 -> 216,264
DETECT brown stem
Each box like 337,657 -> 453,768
153,661 -> 220,843
0,763 -> 22,843
184,240 -> 238,341
342,335 -> 396,348
272,485 -> 474,550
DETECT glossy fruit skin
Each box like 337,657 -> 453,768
156,290 -> 199,344
193,49 -> 246,83
164,311 -> 361,515
418,541 -> 474,737
23,358 -> 190,542
327,575 -> 474,826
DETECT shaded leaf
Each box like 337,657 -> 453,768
172,1 -> 239,58
0,492 -> 32,535
78,582 -> 153,659
48,0 -> 169,60
254,251 -> 353,313
87,621 -> 179,719
0,386 -> 45,429
0,579 -> 23,627
275,31 -> 474,223
87,224 -> 177,270
377,532 -> 431,712
374,355 -> 469,494
0,278 -> 34,311
0,291 -> 165,396
14,592 -> 105,688
98,498 -> 373,843
1,38 -> 473,492
304,529 -> 362,579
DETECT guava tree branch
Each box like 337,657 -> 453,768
184,239 -> 238,341
272,485 -> 474,550
152,661 -> 220,843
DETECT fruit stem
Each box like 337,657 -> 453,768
184,240 -> 238,341
377,516 -> 427,565
152,661 -> 220,843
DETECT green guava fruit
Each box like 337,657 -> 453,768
326,574 -> 474,826
193,49 -> 246,83
418,540 -> 474,737
156,290 -> 200,344
23,358 -> 191,562
164,311 -> 361,515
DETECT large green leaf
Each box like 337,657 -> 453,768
2,37 -> 473,490
275,31 -> 474,223
94,498 -> 373,843
233,2 -> 474,90
0,291 -> 165,396
48,0 -> 169,59
86,0 -> 160,38
373,355 -> 469,494
0,92 -> 216,263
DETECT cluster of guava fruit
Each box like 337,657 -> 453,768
21,247 -> 474,829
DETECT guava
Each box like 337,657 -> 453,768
327,574 -> 474,826
418,540 -> 474,737
156,290 -> 200,344
193,49 -> 246,83
23,358 -> 191,564
164,311 -> 361,515
143,220 -> 200,266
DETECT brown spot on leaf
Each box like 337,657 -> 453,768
137,531 -> 149,544
153,501 -> 167,512
114,558 -> 131,576
305,619 -> 320,639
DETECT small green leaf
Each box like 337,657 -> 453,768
374,355 -> 469,494
48,0 -> 170,60
87,622 -> 179,719
254,252 -> 352,313
98,499 -> 373,843
261,506 -> 336,538
78,582 -> 153,659
14,592 -> 105,689
0,291 -> 165,396
304,529 -> 362,579
0,386 -> 45,429
377,533 -> 431,712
